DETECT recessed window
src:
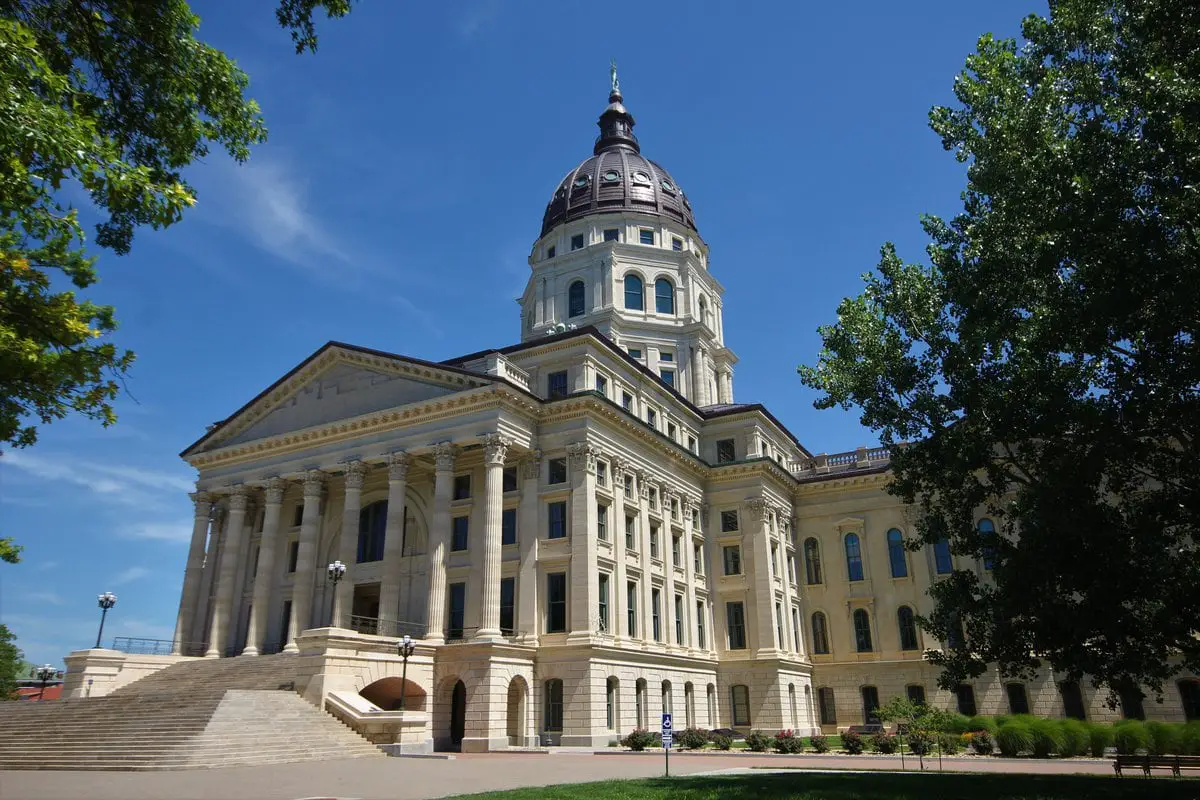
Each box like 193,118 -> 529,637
292,505 -> 304,528
287,541 -> 299,573
716,439 -> 736,463
660,351 -> 674,362
631,171 -> 651,185
568,281 -> 586,317
651,588 -> 662,641
453,474 -> 471,500
547,245 -> 556,259
596,460 -> 608,487
648,486 -> 658,509
500,577 -> 515,635
811,611 -> 830,654
955,684 -> 978,717
671,236 -> 683,251
726,602 -> 747,650
696,600 -> 706,648
649,523 -> 660,559
598,573 -> 610,632
451,516 -> 469,551
661,369 -> 675,388
548,501 -> 567,539
628,347 -> 642,359
722,545 -> 741,575
731,684 -> 750,726
625,515 -> 636,549
978,518 -> 997,570
595,373 -> 608,396
548,458 -> 567,485
887,529 -> 908,578
597,504 -> 608,541
687,435 -> 697,452
573,175 -> 590,189
804,538 -> 822,584
666,421 -> 677,439
646,407 -> 657,428
720,510 -> 739,532
660,179 -> 674,192
503,467 -> 518,492
853,608 -> 873,652
907,685 -> 926,705
571,233 -> 584,251
898,606 -> 919,650
357,501 -> 387,563
624,274 -> 644,310
622,392 -> 633,411
933,538 -> 953,574
672,534 -> 682,567
627,581 -> 638,637
547,573 -> 567,633
623,474 -> 634,500
548,370 -> 569,399
818,687 -> 837,725
1059,681 -> 1087,720
674,594 -> 685,644
694,543 -> 703,574
845,533 -> 864,581
448,582 -> 466,640
655,279 -> 674,314
603,228 -> 620,241
1006,682 -> 1030,715
501,508 -> 517,546
639,229 -> 655,245
602,170 -> 620,182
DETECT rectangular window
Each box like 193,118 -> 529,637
603,228 -> 620,242
788,555 -> 797,584
791,607 -> 801,652
672,535 -> 682,567
548,457 -> 567,484
595,374 -> 609,398
627,581 -> 638,637
696,601 -> 706,648
671,236 -> 683,251
547,245 -> 556,259
639,228 -> 655,245
292,505 -> 304,527
776,601 -> 785,648
625,515 -> 636,549
598,573 -> 610,633
651,588 -> 662,641
547,573 -> 567,633
646,408 -> 657,428
502,466 -> 518,492
694,543 -> 703,575
716,438 -> 736,463
623,474 -> 634,499
731,685 -> 751,726
666,421 -> 677,439
660,351 -> 674,362
650,524 -> 660,559
726,601 -> 747,649
547,370 -> 569,400
571,233 -> 584,250
453,474 -> 471,500
661,370 -> 675,388
671,498 -> 680,521
720,510 -> 739,532
723,545 -> 742,575
451,516 -> 469,551
674,594 -> 685,644
597,504 -> 608,541
500,577 -> 515,635
688,435 -> 697,452
628,347 -> 642,359
649,487 -> 658,509
771,542 -> 779,578
907,685 -> 926,705
448,582 -> 466,640
622,391 -> 633,411
287,540 -> 299,573
501,508 -> 517,546
547,501 -> 567,539
596,460 -> 607,487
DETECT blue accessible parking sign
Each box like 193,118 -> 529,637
661,712 -> 673,748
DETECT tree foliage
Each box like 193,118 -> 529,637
799,0 -> 1200,701
0,624 -> 23,700
0,0 -> 351,452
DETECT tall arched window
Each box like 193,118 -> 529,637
788,684 -> 798,729
817,687 -> 837,725
933,538 -> 953,574
803,537 -> 823,584
635,678 -> 647,728
730,684 -> 750,726
897,606 -> 919,650
886,528 -> 908,578
1059,680 -> 1087,720
654,278 -> 675,314
606,677 -> 618,730
706,683 -> 716,727
544,679 -> 563,732
978,518 -> 997,570
1006,682 -> 1030,714
661,680 -> 672,715
955,683 -> 977,716
861,686 -> 880,724
844,533 -> 864,581
357,500 -> 388,563
568,280 -> 586,318
810,612 -> 830,654
624,273 -> 644,310
684,682 -> 695,727
853,608 -> 873,652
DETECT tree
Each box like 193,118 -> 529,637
0,624 -> 23,700
799,0 -> 1200,703
877,696 -> 957,770
0,0 -> 352,452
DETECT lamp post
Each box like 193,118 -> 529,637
95,592 -> 116,648
326,561 -> 346,627
397,634 -> 416,755
36,664 -> 55,701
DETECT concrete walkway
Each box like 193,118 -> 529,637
0,751 -> 1119,800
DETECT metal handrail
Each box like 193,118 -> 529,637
110,637 -> 203,656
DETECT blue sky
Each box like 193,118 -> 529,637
0,1 -> 1041,667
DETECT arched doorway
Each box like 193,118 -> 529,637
360,676 -> 426,711
506,677 -> 528,746
451,680 -> 467,748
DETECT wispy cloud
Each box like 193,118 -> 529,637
113,566 -> 151,585
26,591 -> 64,606
458,0 -> 500,39
122,520 -> 193,544
0,451 -> 192,509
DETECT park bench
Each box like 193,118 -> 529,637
845,724 -> 885,736
1112,754 -> 1200,777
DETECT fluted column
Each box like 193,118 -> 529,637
475,434 -> 510,640
516,451 -> 541,643
567,442 -> 599,641
242,479 -> 285,655
424,443 -> 456,643
206,486 -> 249,658
378,452 -> 410,624
195,506 -> 225,649
334,461 -> 367,627
284,470 -> 325,653
173,491 -> 213,655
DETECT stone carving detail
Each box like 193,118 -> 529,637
522,450 -> 543,480
190,491 -> 213,516
226,485 -> 250,512
744,497 -> 769,522
264,477 -> 286,505
611,456 -> 629,479
567,442 -> 599,472
302,469 -> 326,498
343,460 -> 368,491
434,442 -> 457,472
637,470 -> 650,500
483,433 -> 511,466
388,451 -> 410,481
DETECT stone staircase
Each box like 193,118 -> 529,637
0,654 -> 385,770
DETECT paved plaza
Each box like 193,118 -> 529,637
0,752 -> 1119,800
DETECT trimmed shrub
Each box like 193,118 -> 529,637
1058,719 -> 1089,758
1180,722 -> 1200,756
871,733 -> 899,754
1029,718 -> 1065,758
996,720 -> 1035,757
773,729 -> 803,754
808,734 -> 830,753
675,727 -> 710,750
968,729 -> 995,755
943,713 -> 972,734
745,730 -> 772,752
1145,721 -> 1182,755
906,731 -> 933,756
966,716 -> 999,736
841,730 -> 865,754
937,732 -> 961,755
1088,723 -> 1114,757
711,733 -> 733,751
622,729 -> 657,751
1112,721 -> 1149,755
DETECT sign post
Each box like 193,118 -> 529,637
661,712 -> 673,777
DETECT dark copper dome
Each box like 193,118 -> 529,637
540,87 -> 697,237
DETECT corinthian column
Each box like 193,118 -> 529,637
173,491 -> 213,655
206,486 -> 249,658
242,478 -> 285,655
283,471 -> 325,653
424,444 -> 456,643
475,434 -> 510,641
377,452 -> 409,627
334,461 -> 367,627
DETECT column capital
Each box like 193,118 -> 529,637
434,442 -> 457,473
264,477 -> 286,506
521,450 -> 542,480
343,460 -> 368,491
226,485 -> 250,512
302,469 -> 326,498
388,451 -> 410,481
611,456 -> 630,478
566,441 -> 599,472
636,470 -> 651,500
189,491 -> 213,516
744,497 -> 769,522
482,434 -> 511,466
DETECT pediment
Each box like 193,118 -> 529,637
186,344 -> 492,455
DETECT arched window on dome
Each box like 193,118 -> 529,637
655,279 -> 675,315
624,274 -> 644,311
568,280 -> 586,318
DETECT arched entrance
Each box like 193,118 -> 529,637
450,680 -> 467,748
506,677 -> 528,746
360,676 -> 426,711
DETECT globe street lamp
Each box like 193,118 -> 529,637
326,561 -> 346,627
95,592 -> 116,648
35,664 -> 55,701
397,634 -> 416,755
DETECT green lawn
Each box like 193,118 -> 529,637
447,772 -> 1196,800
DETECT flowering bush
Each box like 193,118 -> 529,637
745,730 -> 772,752
808,734 -> 830,753
968,730 -> 994,755
711,733 -> 733,750
870,732 -> 899,754
905,731 -> 933,755
842,730 -> 865,754
773,729 -> 803,754
621,729 -> 658,751
675,727 -> 710,750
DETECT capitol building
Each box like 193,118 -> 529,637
63,76 -> 1197,754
